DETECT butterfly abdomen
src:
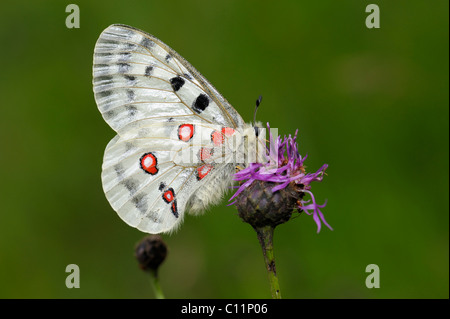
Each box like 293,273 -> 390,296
186,163 -> 236,214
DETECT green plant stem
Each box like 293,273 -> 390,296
255,225 -> 281,299
149,269 -> 165,299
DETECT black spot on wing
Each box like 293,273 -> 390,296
140,37 -> 155,49
125,105 -> 137,117
192,94 -> 210,113
119,52 -> 131,62
170,76 -> 185,92
159,182 -> 166,191
118,63 -> 130,74
114,163 -> 125,180
104,110 -> 115,120
125,142 -> 134,152
132,194 -> 148,214
97,90 -> 112,98
127,89 -> 135,101
95,75 -> 113,83
145,65 -> 153,77
165,54 -> 172,62
126,43 -> 137,50
102,100 -> 112,111
124,75 -> 136,84
122,178 -> 138,195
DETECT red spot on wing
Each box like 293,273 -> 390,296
161,187 -> 179,218
140,153 -> 158,175
178,124 -> 194,142
211,131 -> 223,146
211,127 -> 235,146
222,127 -> 235,137
197,164 -> 213,180
199,147 -> 214,161
162,188 -> 175,203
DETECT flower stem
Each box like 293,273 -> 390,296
149,269 -> 165,299
255,225 -> 281,299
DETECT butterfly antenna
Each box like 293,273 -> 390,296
253,95 -> 262,127
253,95 -> 263,137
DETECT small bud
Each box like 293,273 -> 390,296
135,235 -> 168,273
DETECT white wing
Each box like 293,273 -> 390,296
93,25 -> 245,233
101,125 -> 194,233
101,120 -> 238,233
93,24 -> 244,133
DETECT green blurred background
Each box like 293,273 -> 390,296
0,0 -> 448,298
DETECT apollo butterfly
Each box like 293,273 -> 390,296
93,25 -> 266,233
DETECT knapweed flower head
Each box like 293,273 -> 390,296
230,124 -> 331,233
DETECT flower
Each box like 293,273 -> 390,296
229,124 -> 331,233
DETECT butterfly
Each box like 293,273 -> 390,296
93,24 -> 265,234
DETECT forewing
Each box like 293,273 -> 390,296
93,24 -> 244,134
